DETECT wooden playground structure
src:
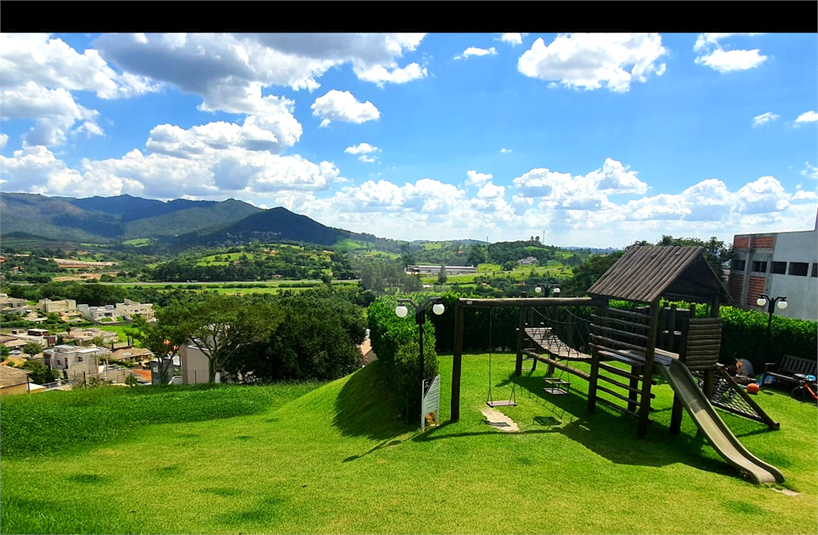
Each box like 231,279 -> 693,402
448,246 -> 783,483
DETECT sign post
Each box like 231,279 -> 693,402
421,374 -> 441,431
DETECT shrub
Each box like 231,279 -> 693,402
368,295 -> 440,421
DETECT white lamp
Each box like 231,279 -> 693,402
552,287 -> 561,296
756,297 -> 767,307
395,305 -> 409,318
777,300 -> 788,310
432,303 -> 445,315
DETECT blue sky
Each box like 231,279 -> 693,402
1,32 -> 816,248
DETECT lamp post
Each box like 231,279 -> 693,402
395,297 -> 445,392
756,294 -> 788,359
534,284 -> 560,297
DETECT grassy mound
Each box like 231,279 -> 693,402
1,356 -> 816,534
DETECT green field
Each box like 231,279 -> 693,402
2,355 -> 816,534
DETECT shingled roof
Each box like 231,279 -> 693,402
587,246 -> 732,305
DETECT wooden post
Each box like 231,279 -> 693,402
638,301 -> 661,436
515,298 -> 528,377
450,303 -> 465,422
587,304 -> 606,414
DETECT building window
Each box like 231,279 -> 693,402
771,262 -> 787,274
77,356 -> 83,362
812,263 -> 818,278
57,360 -> 62,365
788,262 -> 809,277
751,261 -> 767,273
731,259 -> 746,271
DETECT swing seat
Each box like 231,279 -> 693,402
486,400 -> 517,407
543,377 -> 570,395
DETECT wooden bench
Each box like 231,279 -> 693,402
763,355 -> 818,386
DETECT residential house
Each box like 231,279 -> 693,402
77,304 -> 118,322
61,327 -> 119,346
37,298 -> 77,314
1,329 -> 55,350
111,347 -> 154,365
729,210 -> 818,321
43,344 -> 110,379
0,365 -> 31,396
517,256 -> 539,265
179,344 -> 211,384
115,299 -> 154,321
0,293 -> 30,313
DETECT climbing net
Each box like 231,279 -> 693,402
528,306 -> 593,361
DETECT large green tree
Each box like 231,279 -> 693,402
127,315 -> 189,385
172,294 -> 281,383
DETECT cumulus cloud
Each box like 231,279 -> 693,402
693,33 -> 767,72
455,47 -> 497,60
500,148 -> 512,154
736,176 -> 790,214
499,33 -> 524,46
0,134 -> 8,149
513,158 -> 647,206
311,90 -> 380,127
466,170 -> 492,187
0,34 -> 159,147
93,33 -> 426,115
752,112 -> 779,127
146,113 -> 301,157
477,182 -> 505,198
795,111 -> 818,124
344,143 -> 380,163
517,33 -> 667,92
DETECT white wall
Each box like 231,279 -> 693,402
180,344 -> 210,384
769,229 -> 818,321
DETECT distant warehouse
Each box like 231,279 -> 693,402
406,265 -> 476,275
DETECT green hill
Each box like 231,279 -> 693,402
1,356 -> 814,534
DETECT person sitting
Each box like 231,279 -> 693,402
730,357 -> 756,386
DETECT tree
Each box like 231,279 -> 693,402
22,342 -> 43,359
437,265 -> 448,284
562,251 -> 625,296
173,295 -> 281,383
21,360 -> 59,384
128,315 -> 188,385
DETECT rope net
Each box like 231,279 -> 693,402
527,306 -> 593,361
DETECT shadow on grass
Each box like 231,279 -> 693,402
332,360 -> 415,441
508,370 -> 737,476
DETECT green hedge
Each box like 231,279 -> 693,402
428,292 -> 816,372
367,295 -> 440,421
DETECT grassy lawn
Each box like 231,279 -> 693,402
1,355 -> 816,534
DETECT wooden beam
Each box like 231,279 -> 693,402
457,297 -> 604,308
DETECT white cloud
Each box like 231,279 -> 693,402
517,34 -> 667,92
513,158 -> 646,206
736,176 -> 790,214
466,170 -> 492,187
311,90 -> 380,126
0,145 -> 111,196
93,33 -> 426,116
344,143 -> 380,163
0,134 -> 8,148
801,162 -> 818,180
455,47 -> 497,60
477,182 -> 505,198
146,113 -> 301,157
500,148 -> 512,154
0,34 -> 159,147
499,34 -> 524,46
695,48 -> 767,73
795,111 -> 818,124
752,112 -> 779,127
693,33 -> 767,72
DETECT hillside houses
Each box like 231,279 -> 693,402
77,299 -> 154,322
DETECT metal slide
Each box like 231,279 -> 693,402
656,359 -> 785,484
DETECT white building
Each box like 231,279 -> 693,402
43,344 -> 110,379
729,211 -> 818,321
179,344 -> 210,384
116,299 -> 154,321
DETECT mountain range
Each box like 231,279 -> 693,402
0,192 -> 391,250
